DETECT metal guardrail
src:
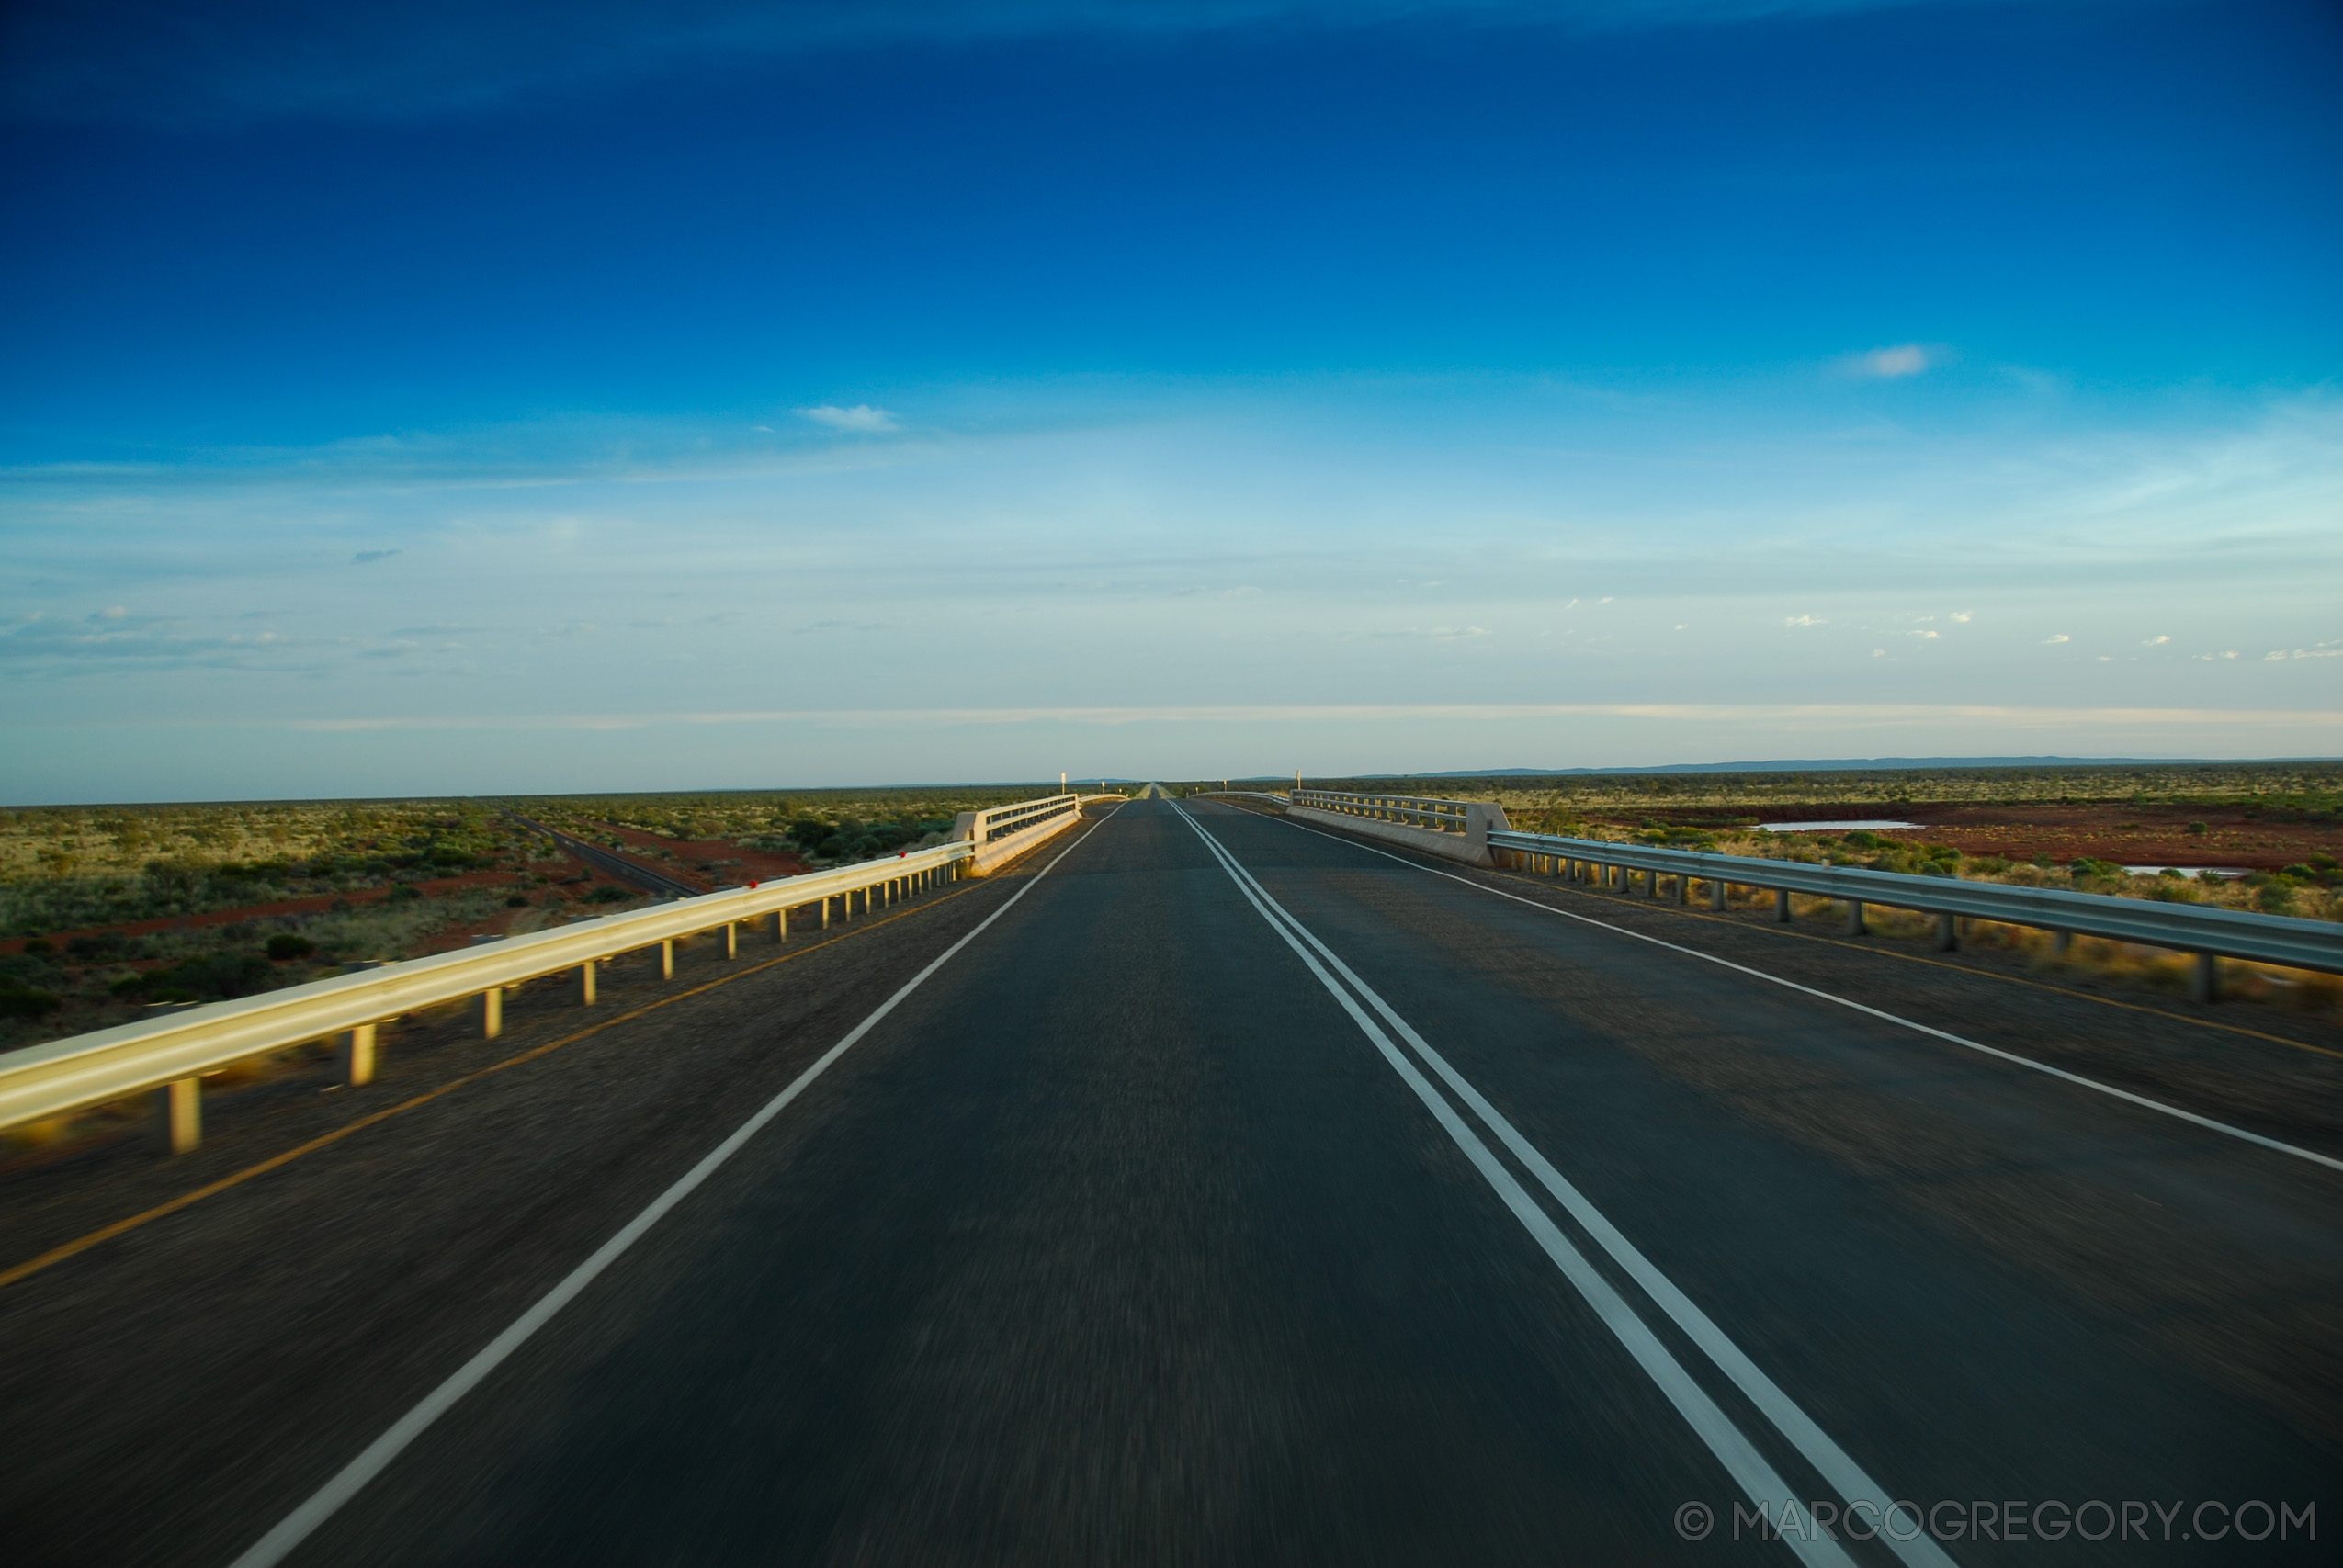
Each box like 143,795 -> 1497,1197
970,794 -> 1082,843
1293,789 -> 1466,833
1488,829 -> 2343,995
0,839 -> 979,1152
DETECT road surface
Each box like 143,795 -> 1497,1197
1,797 -> 2334,1564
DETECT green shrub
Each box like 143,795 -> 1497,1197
505,894 -> 530,907
265,932 -> 315,961
65,931 -> 129,960
0,987 -> 60,1020
384,885 -> 421,904
2186,821 -> 2208,836
586,884 -> 635,903
2257,881 -> 2300,915
119,952 -> 277,1002
21,937 -> 55,956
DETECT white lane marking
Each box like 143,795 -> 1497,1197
1244,807 -> 2343,1177
229,814 -> 1117,1568
1172,804 -> 1862,1568
1188,809 -> 1952,1568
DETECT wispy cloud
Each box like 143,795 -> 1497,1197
798,404 -> 898,434
1840,343 -> 1939,379
2043,633 -> 2069,643
1784,614 -> 1824,627
352,548 -> 400,564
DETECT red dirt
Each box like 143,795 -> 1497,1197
0,851 -> 639,957
587,824 -> 811,888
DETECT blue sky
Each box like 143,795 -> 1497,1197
3,0 -> 2338,801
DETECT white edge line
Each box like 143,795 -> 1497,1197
1238,805 -> 2343,1178
228,811 -> 1115,1568
1172,803 -> 1857,1568
1189,807 -> 1954,1568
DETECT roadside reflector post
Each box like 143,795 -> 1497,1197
161,1077 -> 200,1154
1775,887 -> 1793,922
481,987 -> 503,1039
576,963 -> 596,1006
2192,952 -> 2218,1003
1845,899 -> 1865,935
1937,912 -> 1958,951
660,940 -> 675,980
343,1022 -> 377,1086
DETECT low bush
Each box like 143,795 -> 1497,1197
115,952 -> 277,1003
586,884 -> 635,903
265,932 -> 315,961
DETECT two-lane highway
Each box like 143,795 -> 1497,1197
3,797 -> 2334,1564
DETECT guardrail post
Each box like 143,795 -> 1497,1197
2191,953 -> 2219,1003
1775,887 -> 1793,922
1936,912 -> 1959,951
343,1022 -> 377,1086
821,897 -> 832,928
660,940 -> 675,979
576,963 -> 597,1006
1675,874 -> 1689,906
160,1077 -> 199,1153
725,922 -> 738,959
1710,879 -> 1726,911
481,987 -> 503,1038
1845,899 -> 1865,935
2053,930 -> 2072,957
774,908 -> 787,941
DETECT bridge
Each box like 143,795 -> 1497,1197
0,792 -> 2335,1562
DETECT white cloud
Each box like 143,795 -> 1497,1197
1950,610 -> 1972,623
2145,634 -> 2169,645
798,404 -> 898,434
2043,633 -> 2069,644
1842,344 -> 1936,378
1909,629 -> 1939,639
1785,614 -> 1824,627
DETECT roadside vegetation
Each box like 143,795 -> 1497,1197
1188,762 -> 2343,1021
0,784 -> 1123,1056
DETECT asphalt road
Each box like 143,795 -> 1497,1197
2,797 -> 2336,1565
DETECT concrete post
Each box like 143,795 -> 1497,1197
344,1022 -> 377,1086
1775,887 -> 1793,922
1936,912 -> 1958,951
577,963 -> 597,1005
2191,952 -> 2218,1003
1710,879 -> 1727,911
162,1077 -> 200,1154
660,940 -> 674,980
725,922 -> 738,959
481,987 -> 503,1039
1845,900 -> 1865,935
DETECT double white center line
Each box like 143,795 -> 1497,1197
1175,803 -> 1953,1568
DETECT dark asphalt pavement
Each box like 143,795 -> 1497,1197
2,798 -> 2335,1565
